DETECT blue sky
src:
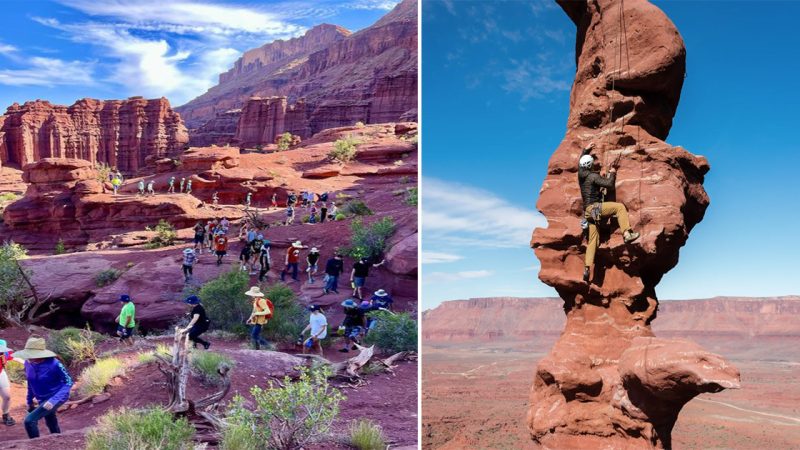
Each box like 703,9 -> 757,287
421,0 -> 800,310
0,0 -> 398,108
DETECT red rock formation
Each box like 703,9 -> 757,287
528,1 -> 739,448
233,97 -> 311,148
176,0 -> 417,145
186,108 -> 241,147
0,97 -> 188,173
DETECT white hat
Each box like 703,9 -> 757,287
310,247 -> 319,253
374,289 -> 388,297
579,154 -> 593,169
292,241 -> 303,248
245,286 -> 264,297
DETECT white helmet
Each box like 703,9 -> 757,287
579,154 -> 593,169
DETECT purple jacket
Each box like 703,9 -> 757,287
25,358 -> 73,406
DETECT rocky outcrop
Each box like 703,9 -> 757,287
527,1 -> 739,448
176,0 -> 417,145
188,109 -> 241,147
0,97 -> 188,173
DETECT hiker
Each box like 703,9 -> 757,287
351,257 -> 386,300
238,222 -> 249,242
115,294 -> 136,346
246,226 -> 257,245
115,170 -> 123,182
323,254 -> 344,295
111,176 -> 122,196
182,248 -> 197,282
578,143 -> 640,282
287,191 -> 297,207
220,217 -> 230,234
180,177 -> 186,193
239,240 -> 253,272
179,296 -> 210,350
0,339 -> 15,426
320,202 -> 328,224
186,179 -> 192,195
300,191 -> 307,208
193,222 -> 206,254
245,192 -> 252,209
338,299 -> 365,353
137,180 -> 145,196
300,305 -> 327,356
251,234 -> 264,274
205,220 -> 216,250
371,289 -> 393,311
319,191 -> 329,202
285,205 -> 295,225
306,247 -> 320,284
271,192 -> 277,208
168,176 -> 175,193
245,286 -> 273,350
15,337 -> 72,439
212,192 -> 219,207
146,180 -> 155,196
309,204 -> 318,224
281,241 -> 304,282
258,239 -> 271,282
214,231 -> 229,266
328,203 -> 338,221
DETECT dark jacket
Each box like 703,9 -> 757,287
25,358 -> 73,406
325,258 -> 344,276
578,148 -> 616,207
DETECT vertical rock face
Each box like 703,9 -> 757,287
176,0 -> 417,145
187,109 -> 241,147
0,97 -> 188,173
528,1 -> 740,448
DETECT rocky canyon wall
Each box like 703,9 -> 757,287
527,0 -> 740,448
0,97 -> 188,173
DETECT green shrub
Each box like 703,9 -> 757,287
343,217 -> 396,261
276,132 -> 293,151
190,350 -> 234,385
340,200 -> 373,217
364,311 -> 417,353
54,239 -> 66,255
0,192 -> 20,203
260,283 -> 305,343
0,241 -> 31,325
47,326 -> 105,366
95,268 -> 122,287
329,136 -> 359,163
334,213 -> 346,221
137,344 -> 171,364
349,419 -> 386,450
4,359 -> 26,385
79,358 -> 123,397
200,270 -> 251,336
405,187 -> 418,206
355,121 -> 365,128
223,367 -> 343,450
145,220 -> 177,249
86,407 -> 194,450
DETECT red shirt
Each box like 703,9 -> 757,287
287,248 -> 301,263
214,236 -> 228,251
0,351 -> 13,374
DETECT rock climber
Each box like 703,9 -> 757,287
578,142 -> 640,283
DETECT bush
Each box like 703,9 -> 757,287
79,358 -> 123,397
343,217 -> 396,261
145,220 -> 177,249
54,239 -> 66,255
349,419 -> 386,450
340,200 -> 373,217
95,268 -> 122,287
364,311 -> 417,353
405,187 -> 418,206
355,121 -> 365,128
222,367 -> 343,450
86,407 -> 194,450
329,136 -> 359,163
334,213 -> 346,221
276,132 -> 300,151
260,283 -> 305,343
200,270 -> 251,336
5,359 -> 26,385
0,241 -> 31,325
190,350 -> 234,385
0,192 -> 20,203
137,344 -> 171,365
47,326 -> 104,366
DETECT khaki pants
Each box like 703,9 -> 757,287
585,202 -> 632,267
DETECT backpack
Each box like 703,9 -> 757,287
259,298 -> 275,320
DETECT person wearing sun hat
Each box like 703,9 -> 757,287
115,294 -> 136,346
0,339 -> 15,426
306,247 -> 320,284
14,337 -> 73,439
370,289 -> 394,311
338,299 -> 366,353
245,286 -> 274,350
280,240 -> 305,282
179,295 -> 211,350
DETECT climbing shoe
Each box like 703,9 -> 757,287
583,266 -> 590,283
623,230 -> 640,243
3,414 -> 15,426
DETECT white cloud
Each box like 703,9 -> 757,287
0,43 -> 17,54
349,0 -> 399,10
421,251 -> 463,264
423,270 -> 493,284
422,177 -> 546,249
502,59 -> 571,101
0,57 -> 95,87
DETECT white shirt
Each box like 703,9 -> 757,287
309,313 -> 327,339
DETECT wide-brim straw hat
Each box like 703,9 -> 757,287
292,241 -> 303,248
245,286 -> 264,297
0,339 -> 11,353
374,289 -> 388,297
13,337 -> 56,359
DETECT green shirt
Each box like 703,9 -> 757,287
119,302 -> 136,328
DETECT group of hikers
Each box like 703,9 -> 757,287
284,191 -> 337,225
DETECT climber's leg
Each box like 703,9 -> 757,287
601,201 -> 639,243
584,222 -> 599,282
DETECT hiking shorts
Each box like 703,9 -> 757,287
353,277 -> 366,287
193,235 -> 204,244
117,325 -> 134,339
216,250 -> 227,257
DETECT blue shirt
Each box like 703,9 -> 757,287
25,358 -> 73,406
